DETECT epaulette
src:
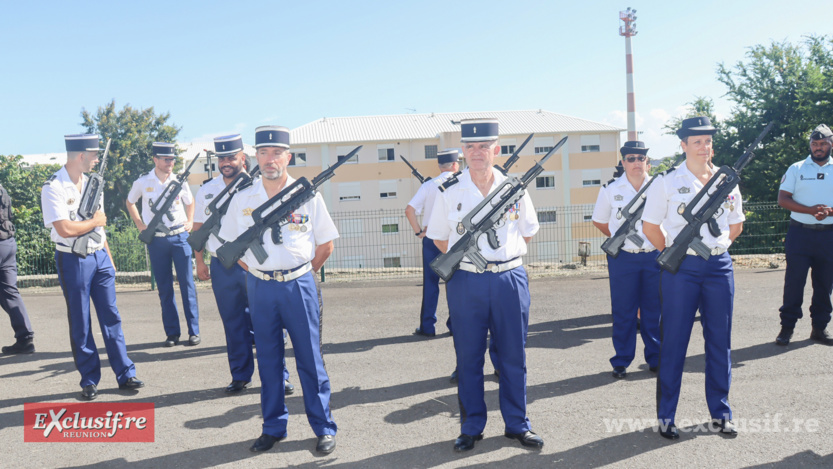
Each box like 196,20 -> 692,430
602,177 -> 617,188
660,165 -> 678,176
439,171 -> 462,192
42,174 -> 57,186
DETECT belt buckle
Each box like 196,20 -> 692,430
272,271 -> 285,282
488,263 -> 500,273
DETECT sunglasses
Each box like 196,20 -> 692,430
624,155 -> 646,163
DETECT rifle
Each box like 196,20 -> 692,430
494,133 -> 534,176
601,154 -> 685,258
71,138 -> 111,257
187,166 -> 260,252
138,153 -> 201,244
656,122 -> 774,274
430,137 -> 567,282
400,155 -> 429,184
216,145 -> 362,269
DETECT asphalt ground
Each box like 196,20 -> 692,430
1,268 -> 832,468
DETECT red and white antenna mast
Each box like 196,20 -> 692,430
619,7 -> 638,141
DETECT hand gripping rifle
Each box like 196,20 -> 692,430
138,153 -> 201,245
216,145 -> 362,269
430,137 -> 567,282
187,166 -> 261,252
71,138 -> 111,257
656,122 -> 774,274
494,133 -> 534,176
400,155 -> 429,184
600,154 -> 685,258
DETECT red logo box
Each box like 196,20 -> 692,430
24,402 -> 155,442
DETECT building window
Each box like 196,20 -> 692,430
538,210 -> 557,223
377,146 -> 395,162
425,145 -> 438,159
534,136 -> 555,155
384,257 -> 402,268
583,215 -> 593,221
581,169 -> 602,187
535,146 -> 554,154
581,145 -> 600,152
337,146 -> 359,164
379,180 -> 397,199
289,152 -> 307,167
582,179 -> 601,187
536,176 -> 555,189
580,134 -> 601,152
500,145 -> 516,155
340,219 -> 363,238
338,182 -> 361,202
382,223 -> 399,234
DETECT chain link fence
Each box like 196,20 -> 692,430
15,202 -> 790,288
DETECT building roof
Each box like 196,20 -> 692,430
291,109 -> 623,145
19,152 -> 66,167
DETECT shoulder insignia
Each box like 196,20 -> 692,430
439,171 -> 462,192
242,208 -> 253,216
602,177 -> 617,188
42,174 -> 57,186
661,166 -> 678,176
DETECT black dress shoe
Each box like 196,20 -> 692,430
712,419 -> 738,437
775,327 -> 793,346
504,430 -> 544,449
612,366 -> 627,379
449,369 -> 458,383
810,327 -> 833,345
316,434 -> 336,454
119,377 -> 145,390
659,423 -> 679,440
164,335 -> 180,347
225,380 -> 250,393
649,365 -> 659,372
1,338 -> 34,354
285,380 -> 295,395
80,384 -> 98,401
413,328 -> 436,337
453,433 -> 483,452
188,335 -> 201,346
249,433 -> 286,452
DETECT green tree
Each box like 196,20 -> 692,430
716,36 -> 833,202
80,100 -> 181,220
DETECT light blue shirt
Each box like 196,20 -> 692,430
779,155 -> 833,225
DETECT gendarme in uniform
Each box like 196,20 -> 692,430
407,149 -> 460,337
591,140 -> 661,379
0,182 -> 35,354
41,133 -> 142,400
126,142 -> 199,346
218,125 -> 339,455
775,123 -> 833,346
426,118 -> 543,452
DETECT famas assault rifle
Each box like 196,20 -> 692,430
72,138 -> 111,257
187,166 -> 260,252
656,122 -> 774,274
430,137 -> 567,282
601,154 -> 685,258
138,153 -> 201,245
216,146 -> 362,269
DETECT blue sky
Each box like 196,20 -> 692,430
1,0 -> 828,157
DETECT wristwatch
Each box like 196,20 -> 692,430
415,229 -> 423,237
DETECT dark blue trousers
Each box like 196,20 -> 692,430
420,237 -> 451,334
247,270 -> 336,438
55,249 -> 136,388
0,238 -> 33,340
147,232 -> 199,337
210,257 -> 255,381
657,252 -> 733,425
780,224 -> 833,330
607,251 -> 661,369
447,266 -> 531,435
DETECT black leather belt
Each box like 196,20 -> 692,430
790,219 -> 833,231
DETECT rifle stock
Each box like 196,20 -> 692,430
71,138 -> 111,257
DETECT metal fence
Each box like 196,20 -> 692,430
15,202 -> 790,287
